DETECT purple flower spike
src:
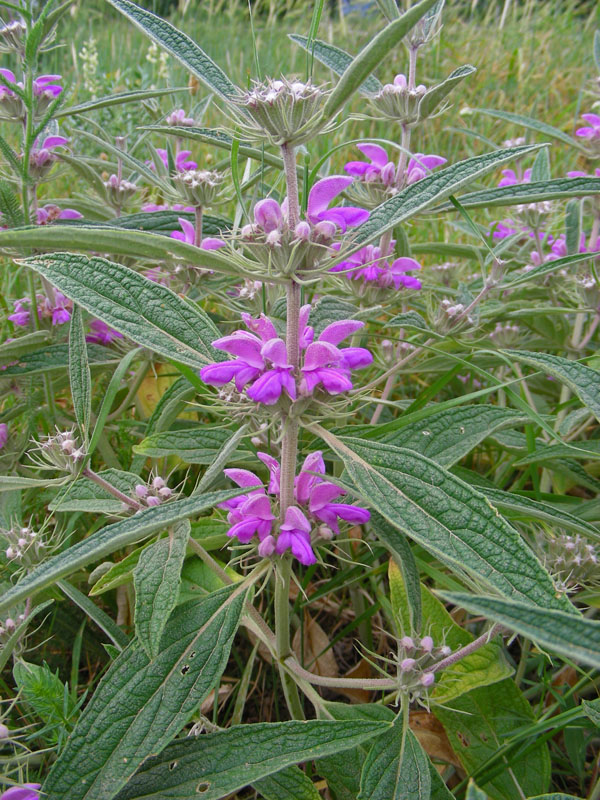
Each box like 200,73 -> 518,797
276,506 -> 316,565
406,153 -> 447,184
0,785 -> 41,800
307,176 -> 368,232
0,423 -> 8,449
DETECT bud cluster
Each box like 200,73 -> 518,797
173,169 -> 224,208
133,475 -> 175,507
3,523 -> 45,567
0,612 -> 26,639
166,108 -> 195,127
490,322 -> 520,347
232,77 -> 328,146
370,74 -> 427,124
537,531 -> 599,594
30,429 -> 85,473
104,173 -> 138,209
396,634 -> 451,699
0,19 -> 26,54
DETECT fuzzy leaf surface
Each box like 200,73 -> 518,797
288,34 -> 382,94
134,426 -> 249,463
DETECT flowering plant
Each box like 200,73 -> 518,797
1,0 -> 600,798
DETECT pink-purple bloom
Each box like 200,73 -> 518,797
86,319 -> 124,345
36,204 -> 82,224
170,217 -> 226,250
200,307 -> 372,405
344,143 -> 446,186
149,148 -> 197,172
331,240 -> 422,290
219,450 -> 370,565
0,423 -> 7,449
8,291 -> 72,327
497,168 -> 532,187
0,785 -> 41,800
0,68 -> 62,99
575,113 -> 600,142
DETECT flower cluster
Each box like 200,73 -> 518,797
148,148 -> 197,173
345,143 -> 446,188
576,112 -> 600,154
0,19 -> 26,54
369,74 -> 427,123
330,239 -> 422,292
166,108 -> 195,127
0,68 -> 62,120
29,429 -> 85,473
85,319 -> 124,345
134,475 -> 175,507
36,204 -> 82,224
9,291 -> 72,327
241,176 -> 368,273
200,307 -> 372,405
173,169 -> 224,207
538,532 -> 599,594
104,173 -> 138,209
220,450 -> 370,564
395,634 -> 451,698
3,523 -> 44,567
170,217 -> 226,251
0,613 -> 27,639
28,134 -> 68,179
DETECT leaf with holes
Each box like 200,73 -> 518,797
42,584 -> 247,800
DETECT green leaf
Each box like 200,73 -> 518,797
504,349 -> 600,423
531,148 -> 551,182
133,520 -> 190,659
195,424 -> 249,493
0,487 -> 249,614
58,579 -> 129,651
19,253 -> 223,369
134,426 -> 249,463
56,87 -> 189,118
69,307 -> 92,441
381,515 -> 422,633
111,209 -> 231,237
387,310 -> 433,333
0,330 -> 51,363
595,29 -> 600,73
50,469 -> 140,514
89,348 -> 142,459
0,600 -> 54,673
43,584 -> 248,800
106,0 -> 237,100
112,719 -> 391,800
89,546 -> 147,596
14,660 -> 76,747
436,678 -> 550,800
379,405 -> 529,467
441,593 -> 600,670
418,65 -> 476,119
582,698 -> 600,728
332,144 -> 544,262
433,176 -> 600,211
1,342 -> 118,376
288,34 -> 382,95
566,198 -> 582,255
466,781 -> 488,800
0,475 -> 70,492
482,487 -> 600,540
359,714 -> 431,800
473,108 -> 581,149
501,250 -> 598,288
254,766 -> 321,800
322,0 -> 439,121
316,430 -> 571,611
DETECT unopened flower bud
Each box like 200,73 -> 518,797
266,230 -> 282,247
135,484 -> 148,499
312,220 -> 336,242
17,538 -> 27,548
294,221 -> 311,241
258,535 -> 276,557
251,436 -> 262,447
420,635 -> 434,653
158,486 -> 172,498
317,525 -> 334,540
5,546 -> 16,559
5,618 -> 15,632
61,438 -> 75,453
152,476 -> 165,490
420,672 -> 435,688
440,645 -> 452,656
400,657 -> 416,671
241,224 -> 254,239
0,722 -> 9,739
400,636 -> 415,650
146,496 -> 161,507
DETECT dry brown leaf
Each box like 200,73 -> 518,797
335,658 -> 373,704
410,710 -> 462,768
200,684 -> 233,714
292,611 -> 339,678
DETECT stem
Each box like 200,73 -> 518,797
275,557 -> 305,719
407,45 -> 418,91
432,623 -> 503,673
194,205 -> 203,248
281,142 -> 300,229
514,638 -> 531,688
82,467 -> 141,511
284,655 -> 398,690
578,312 -> 600,350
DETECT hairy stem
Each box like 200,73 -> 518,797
432,623 -> 503,673
82,467 -> 141,511
194,205 -> 203,248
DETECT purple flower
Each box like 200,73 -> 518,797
0,423 -> 8,449
568,168 -> 600,178
142,202 -> 195,213
276,506 -> 315,565
0,785 -> 41,800
8,298 -> 31,326
0,67 -> 17,98
300,318 -> 373,396
331,240 -> 422,290
33,74 -> 62,98
149,148 -> 197,172
86,319 -> 124,345
36,204 -> 82,224
345,143 -> 446,186
166,109 -> 195,127
29,134 -> 68,170
576,113 -> 600,141
498,168 -> 532,187
170,217 -> 226,250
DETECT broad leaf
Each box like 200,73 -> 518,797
134,426 -> 249,463
441,593 -> 600,670
0,487 -> 249,614
19,253 -> 223,369
43,584 -> 248,800
134,520 -> 190,659
254,766 -> 321,800
504,350 -> 600,423
288,34 -> 382,95
379,515 -> 422,633
2,342 -> 117,376
418,65 -> 476,119
434,679 -> 551,800
106,0 -> 237,100
0,330 -> 51,363
112,719 -> 391,800
316,430 -> 571,611
49,469 -> 140,514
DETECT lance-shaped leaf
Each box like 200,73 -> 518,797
18,253 -> 223,369
418,65 -> 476,119
322,0 -> 439,121
69,307 -> 92,439
134,426 -> 250,463
482,487 -> 600,540
112,719 -> 391,800
441,592 -> 600,670
501,250 -> 597,288
111,209 -> 231,236
315,430 -> 572,612
0,330 -> 51,363
106,0 -> 237,100
331,144 -> 543,264
0,487 -> 249,614
473,107 -> 582,149
359,714 -> 431,800
376,513 -> 422,633
288,34 -> 382,95
2,342 -> 118,376
133,520 -> 190,659
43,584 -> 248,800
503,350 -> 600,423
56,86 -> 189,118
254,766 -> 321,800
432,176 -> 600,211
531,148 -> 551,182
